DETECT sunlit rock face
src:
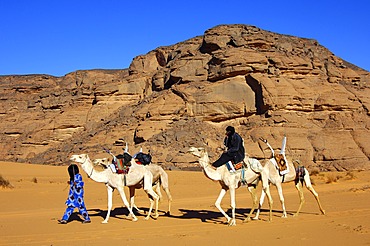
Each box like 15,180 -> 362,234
0,24 -> 369,171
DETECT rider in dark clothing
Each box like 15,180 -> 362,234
212,126 -> 245,168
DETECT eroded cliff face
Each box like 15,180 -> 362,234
1,24 -> 369,171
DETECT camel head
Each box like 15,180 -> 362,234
70,154 -> 89,164
93,157 -> 111,168
188,147 -> 206,157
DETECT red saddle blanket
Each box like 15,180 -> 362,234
226,161 -> 244,172
234,162 -> 243,170
115,158 -> 130,174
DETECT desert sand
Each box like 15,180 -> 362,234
1,161 -> 370,246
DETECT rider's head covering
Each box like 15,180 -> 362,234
225,126 -> 235,135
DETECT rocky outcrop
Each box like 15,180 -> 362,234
0,24 -> 369,171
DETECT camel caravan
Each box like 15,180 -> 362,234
70,144 -> 172,223
69,134 -> 324,226
188,135 -> 325,226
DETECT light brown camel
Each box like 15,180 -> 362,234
70,153 -> 159,223
253,137 -> 325,220
188,147 -> 273,226
94,156 -> 173,215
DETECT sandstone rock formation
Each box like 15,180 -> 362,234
0,24 -> 369,171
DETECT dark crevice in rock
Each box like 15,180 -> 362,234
164,75 -> 182,89
199,40 -> 220,54
227,38 -> 238,47
155,50 -> 167,67
246,75 -> 269,115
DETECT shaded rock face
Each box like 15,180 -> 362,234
0,24 -> 369,171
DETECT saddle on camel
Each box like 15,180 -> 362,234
104,148 -> 152,174
113,153 -> 132,174
274,153 -> 288,173
226,159 -> 246,173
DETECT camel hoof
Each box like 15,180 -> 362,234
243,217 -> 251,223
132,217 -> 138,222
101,220 -> 108,224
228,221 -> 236,226
321,210 -> 326,215
252,216 -> 259,221
227,218 -> 236,226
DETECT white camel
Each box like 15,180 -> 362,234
70,153 -> 159,223
253,137 -> 325,220
188,147 -> 273,226
94,156 -> 173,216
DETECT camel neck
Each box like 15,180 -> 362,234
199,153 -> 222,181
80,155 -> 109,183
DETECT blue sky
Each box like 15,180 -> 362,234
1,0 -> 369,76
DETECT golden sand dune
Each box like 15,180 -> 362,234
1,161 -> 370,245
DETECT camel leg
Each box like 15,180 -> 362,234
306,185 -> 325,215
152,183 -> 165,215
304,174 -> 326,215
129,187 -> 144,214
117,187 -> 138,222
253,188 -> 266,220
102,185 -> 114,223
163,187 -> 172,215
276,182 -> 288,218
143,174 -> 159,220
263,185 -> 273,222
229,187 -> 236,226
258,172 -> 273,222
128,187 -> 144,215
154,182 -> 163,202
144,189 -> 159,220
145,193 -> 154,220
244,185 -> 258,222
159,172 -> 172,215
293,181 -> 305,217
215,189 -> 232,225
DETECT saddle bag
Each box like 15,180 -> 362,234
135,152 -> 152,165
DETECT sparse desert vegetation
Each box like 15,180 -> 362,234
325,173 -> 342,184
0,174 -> 13,188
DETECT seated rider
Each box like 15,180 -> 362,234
212,126 -> 245,168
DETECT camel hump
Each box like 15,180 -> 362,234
247,158 -> 263,173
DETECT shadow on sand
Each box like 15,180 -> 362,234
86,206 -> 316,224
